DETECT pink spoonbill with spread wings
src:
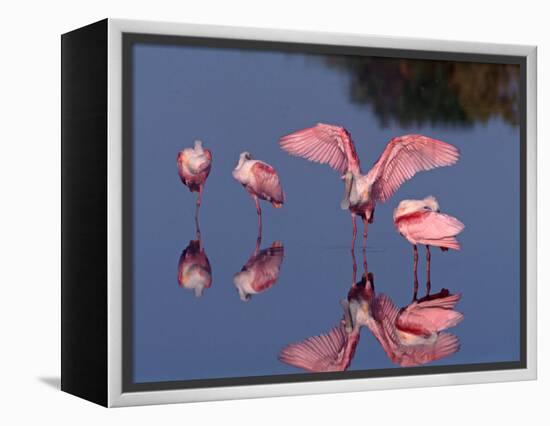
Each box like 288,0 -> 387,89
232,152 -> 284,237
279,124 -> 460,249
394,196 -> 465,298
177,140 -> 212,224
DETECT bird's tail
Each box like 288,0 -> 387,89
432,237 -> 461,250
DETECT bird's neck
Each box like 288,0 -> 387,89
235,157 -> 248,170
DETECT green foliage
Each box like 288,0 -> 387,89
325,56 -> 519,128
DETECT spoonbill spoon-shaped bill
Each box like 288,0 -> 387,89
279,123 -> 460,248
233,241 -> 285,302
232,152 -> 284,236
177,140 -> 212,221
177,239 -> 212,297
394,196 -> 464,296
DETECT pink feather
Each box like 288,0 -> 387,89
278,322 -> 360,372
367,135 -> 460,203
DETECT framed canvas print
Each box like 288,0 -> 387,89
61,18 -> 537,407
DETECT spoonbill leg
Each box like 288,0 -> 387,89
362,217 -> 369,250
253,195 -> 262,240
362,246 -> 368,276
195,186 -> 203,230
413,244 -> 419,300
426,245 -> 432,295
351,213 -> 357,252
195,217 -> 202,243
351,248 -> 358,285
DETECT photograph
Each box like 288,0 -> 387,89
125,35 -> 524,389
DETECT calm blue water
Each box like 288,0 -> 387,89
132,43 -> 521,383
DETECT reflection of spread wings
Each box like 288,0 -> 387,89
279,123 -> 357,174
243,244 -> 284,292
251,162 -> 284,204
367,135 -> 460,203
372,294 -> 460,367
397,292 -> 463,336
278,322 -> 359,372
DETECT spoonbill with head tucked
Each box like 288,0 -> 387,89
177,140 -> 212,224
279,124 -> 459,249
232,152 -> 284,237
393,196 -> 464,298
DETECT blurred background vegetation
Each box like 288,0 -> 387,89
325,57 -> 519,127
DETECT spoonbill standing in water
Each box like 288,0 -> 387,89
232,152 -> 284,237
177,140 -> 212,225
393,196 -> 464,298
279,124 -> 460,249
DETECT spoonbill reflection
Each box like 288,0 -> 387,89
177,140 -> 212,224
232,152 -> 284,237
393,196 -> 464,297
233,240 -> 285,302
347,273 -> 463,367
177,230 -> 212,298
278,273 -> 361,372
279,124 -> 459,249
279,260 -> 463,371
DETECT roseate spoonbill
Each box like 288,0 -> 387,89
232,152 -> 284,237
233,241 -> 285,302
177,235 -> 212,298
348,273 -> 462,367
393,196 -> 464,298
177,140 -> 212,224
279,124 -> 459,249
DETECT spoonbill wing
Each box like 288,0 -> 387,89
279,123 -> 357,175
367,294 -> 403,359
415,292 -> 462,310
367,135 -> 460,203
397,211 -> 465,249
373,293 -> 401,324
398,293 -> 464,335
243,244 -> 285,292
251,162 -> 285,205
397,333 -> 461,367
278,323 -> 358,372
